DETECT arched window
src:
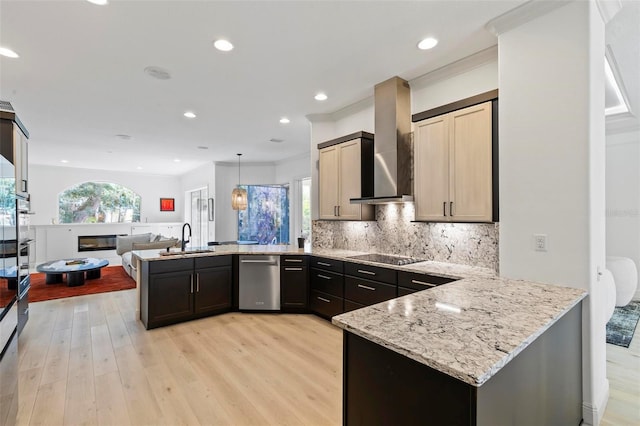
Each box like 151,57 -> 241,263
58,182 -> 141,223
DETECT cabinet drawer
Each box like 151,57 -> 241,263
397,271 -> 456,291
310,256 -> 344,274
344,299 -> 366,313
195,255 -> 232,269
310,268 -> 344,297
310,290 -> 343,318
345,262 -> 397,285
281,255 -> 308,266
345,276 -> 396,306
149,258 -> 193,274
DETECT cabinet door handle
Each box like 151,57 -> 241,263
357,284 -> 376,291
317,261 -> 332,267
337,205 -> 340,216
334,206 -> 337,216
196,273 -> 200,293
285,267 -> 303,271
190,274 -> 194,294
317,274 -> 332,280
411,279 -> 436,288
317,296 -> 331,303
357,269 -> 376,276
450,201 -> 454,216
284,259 -> 303,263
443,201 -> 447,216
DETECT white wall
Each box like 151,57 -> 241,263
496,2 -> 607,424
29,164 -> 182,225
214,161 -> 276,242
606,130 -> 640,300
180,162 -> 216,242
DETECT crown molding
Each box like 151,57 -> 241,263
410,45 -> 498,92
485,0 -> 573,36
305,113 -> 334,123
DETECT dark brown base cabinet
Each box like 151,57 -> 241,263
310,256 -> 345,319
280,255 -> 309,312
140,256 -> 232,329
343,304 -> 583,426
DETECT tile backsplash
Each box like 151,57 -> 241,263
312,203 -> 499,271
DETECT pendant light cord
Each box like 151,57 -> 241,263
237,153 -> 242,187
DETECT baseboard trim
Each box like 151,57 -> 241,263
582,379 -> 610,426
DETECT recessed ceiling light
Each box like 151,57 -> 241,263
279,117 -> 290,124
174,158 -> 181,163
314,93 -> 328,101
184,111 -> 196,118
0,47 -> 19,58
144,66 -> 171,80
136,166 -> 143,170
86,0 -> 108,5
417,37 -> 438,50
60,160 -> 69,163
214,39 -> 234,52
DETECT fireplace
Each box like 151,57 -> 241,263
78,234 -> 126,252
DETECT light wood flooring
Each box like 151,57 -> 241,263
16,289 -> 639,425
601,310 -> 640,426
17,289 -> 342,425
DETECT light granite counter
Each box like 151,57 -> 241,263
332,276 -> 586,386
132,244 -> 585,387
132,245 -> 495,280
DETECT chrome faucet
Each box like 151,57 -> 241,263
181,223 -> 192,251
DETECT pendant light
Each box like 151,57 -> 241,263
231,153 -> 248,210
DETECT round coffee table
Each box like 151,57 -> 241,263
36,258 -> 109,287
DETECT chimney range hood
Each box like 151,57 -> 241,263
350,76 -> 413,204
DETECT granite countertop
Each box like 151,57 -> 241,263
132,245 -> 495,279
132,244 -> 585,386
332,276 -> 586,386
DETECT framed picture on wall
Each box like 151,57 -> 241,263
160,198 -> 175,211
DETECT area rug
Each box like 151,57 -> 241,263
29,266 -> 136,303
606,300 -> 640,348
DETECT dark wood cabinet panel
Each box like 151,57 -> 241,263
310,268 -> 344,298
310,256 -> 344,274
148,270 -> 194,327
281,263 -> 308,312
344,262 -> 397,285
310,290 -> 343,319
344,299 -> 365,313
398,287 -> 417,297
194,266 -> 232,316
142,255 -> 233,329
344,276 -> 396,306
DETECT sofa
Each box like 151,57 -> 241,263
116,233 -> 178,279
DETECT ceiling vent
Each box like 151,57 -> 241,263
144,66 -> 171,80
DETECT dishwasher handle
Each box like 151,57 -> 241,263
240,259 -> 279,265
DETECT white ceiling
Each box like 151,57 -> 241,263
0,1 -> 637,176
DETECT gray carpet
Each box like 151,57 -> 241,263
606,300 -> 640,348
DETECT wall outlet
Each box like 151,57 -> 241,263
534,234 -> 547,252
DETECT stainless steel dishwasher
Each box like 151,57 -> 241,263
239,255 -> 281,311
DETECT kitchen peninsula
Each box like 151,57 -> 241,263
132,245 -> 586,425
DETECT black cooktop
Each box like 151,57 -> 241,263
347,253 -> 425,266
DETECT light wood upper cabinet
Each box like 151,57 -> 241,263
318,134 -> 374,221
319,145 -> 340,219
414,101 -> 493,222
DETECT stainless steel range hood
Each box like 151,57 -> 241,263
351,76 -> 413,204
